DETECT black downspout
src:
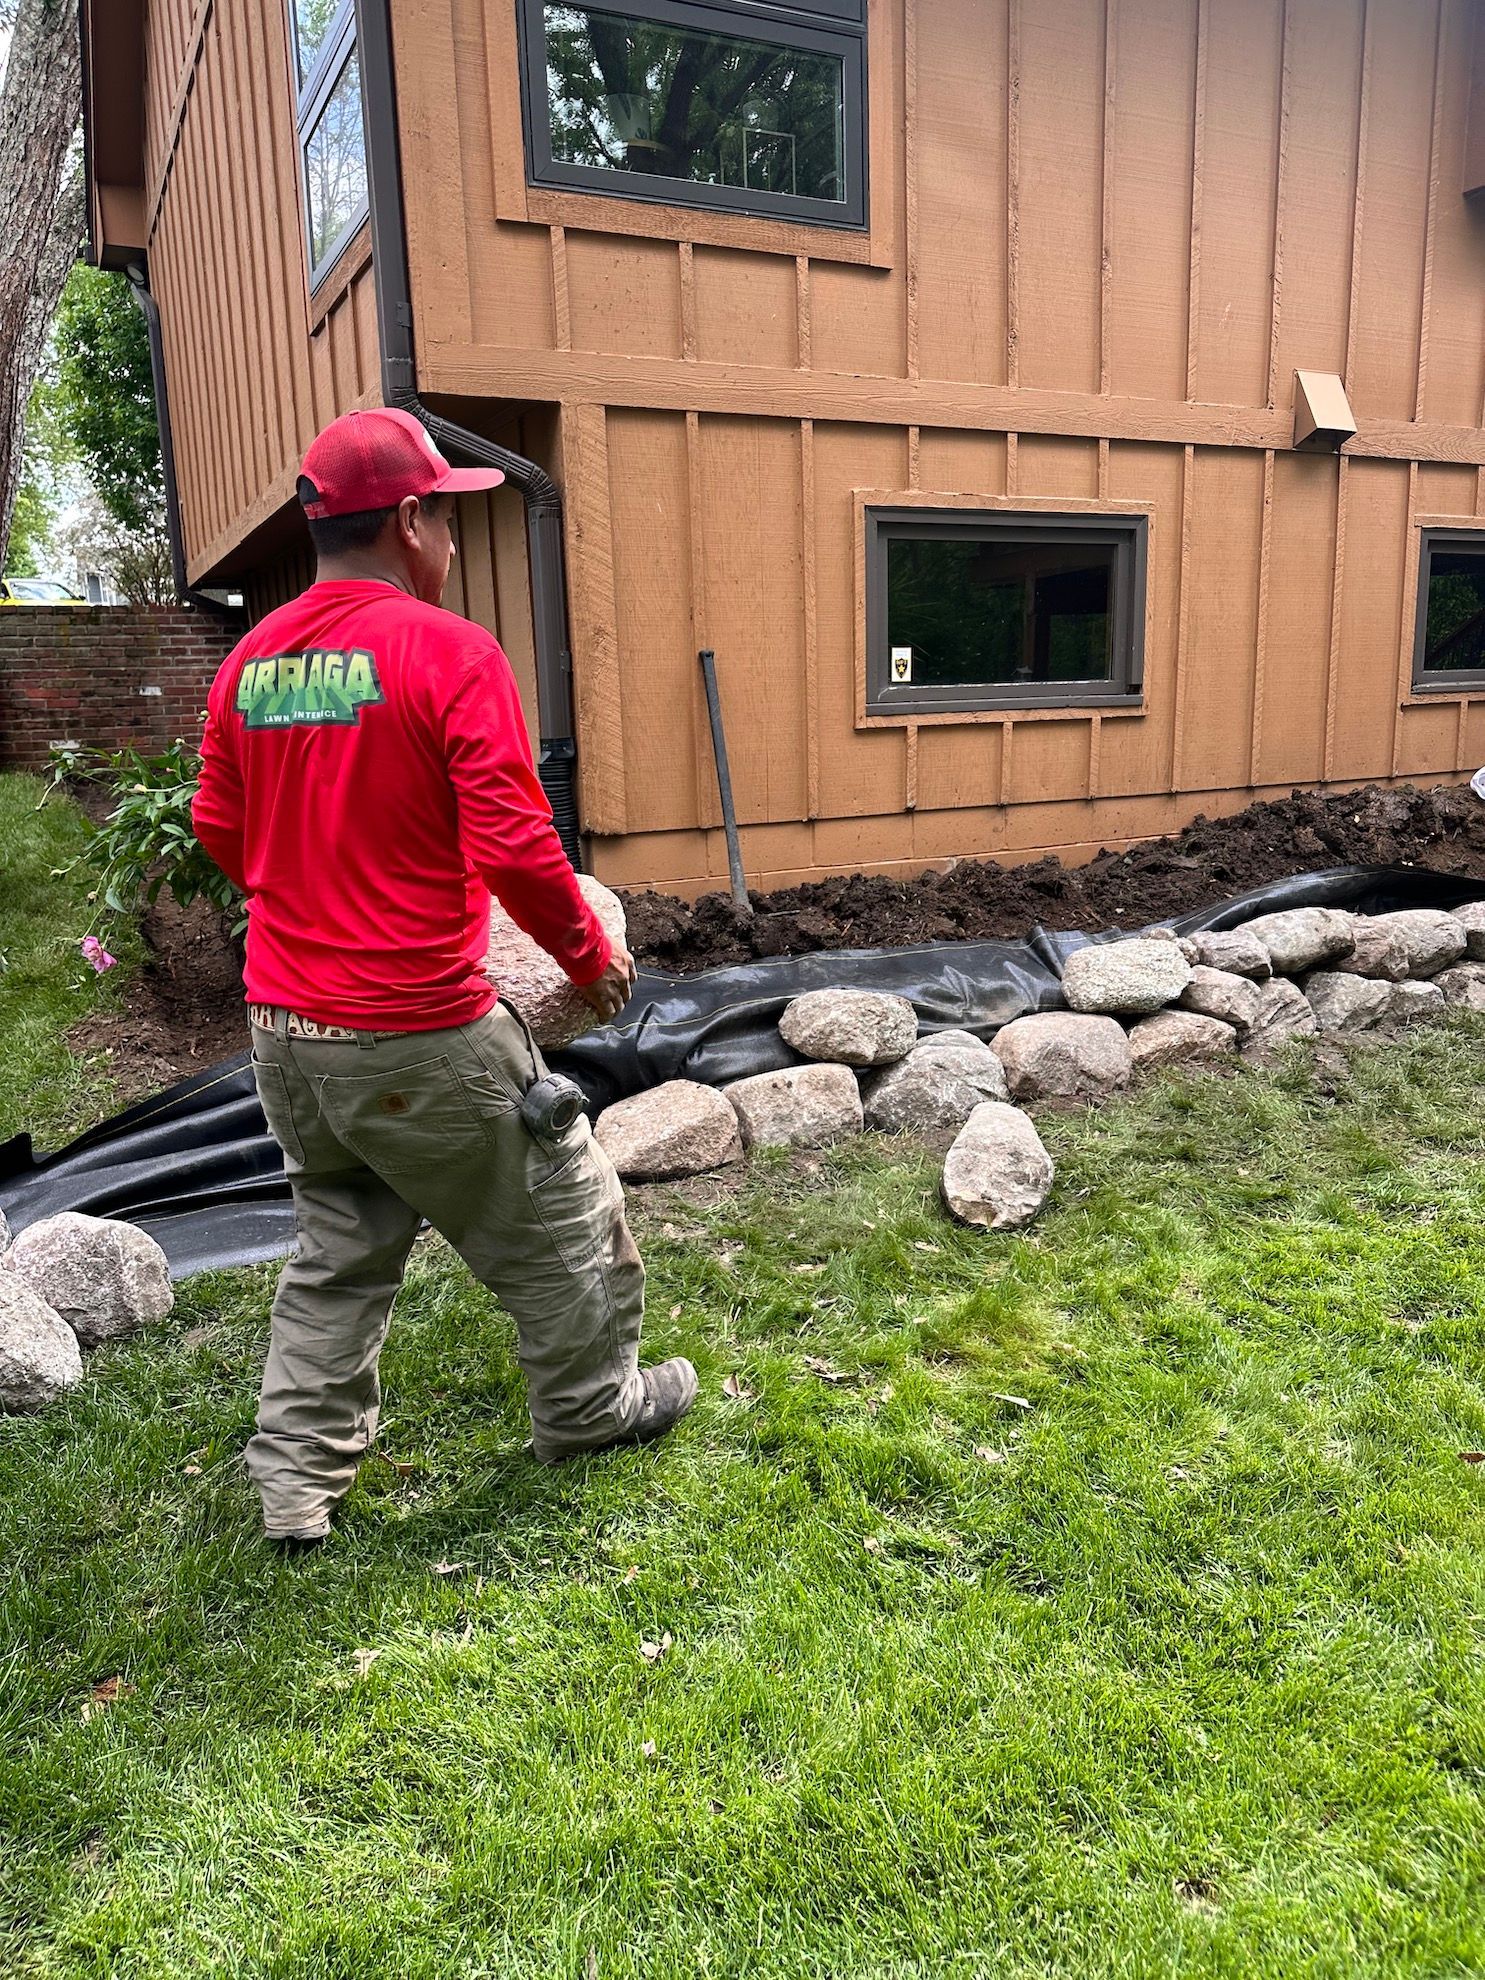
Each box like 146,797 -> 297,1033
354,0 -> 583,869
126,266 -> 236,620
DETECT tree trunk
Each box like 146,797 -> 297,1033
0,0 -> 85,571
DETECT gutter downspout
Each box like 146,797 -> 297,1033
354,0 -> 583,869
126,266 -> 238,621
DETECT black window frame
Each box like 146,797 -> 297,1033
864,507 -> 1149,717
1412,526 -> 1485,692
290,0 -> 370,292
517,0 -> 869,232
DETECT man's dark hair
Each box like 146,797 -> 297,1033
297,475 -> 396,557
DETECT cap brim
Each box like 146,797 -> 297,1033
435,465 -> 506,494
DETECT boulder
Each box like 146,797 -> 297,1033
0,1205 -> 8,1252
1433,962 -> 1485,1011
0,1273 -> 83,1411
991,1012 -> 1132,1103
778,988 -> 917,1067
1241,908 -> 1355,975
1184,928 -> 1273,981
940,1103 -> 1055,1232
1388,979 -> 1446,1022
1127,1009 -> 1238,1069
862,1036 -> 1008,1133
1449,899 -> 1485,961
724,1063 -> 863,1150
486,874 -> 628,1050
1178,964 -> 1264,1034
1240,979 -> 1318,1059
1356,909 -> 1466,979
1333,916 -> 1411,982
1060,937 -> 1192,1016
1303,972 -> 1392,1033
593,1080 -> 743,1180
6,1212 -> 173,1348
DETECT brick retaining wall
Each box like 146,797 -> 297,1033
0,606 -> 240,771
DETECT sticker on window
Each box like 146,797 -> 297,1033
890,646 -> 913,684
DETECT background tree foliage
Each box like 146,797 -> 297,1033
45,265 -> 164,535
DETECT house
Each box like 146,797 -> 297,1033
82,0 -> 1485,898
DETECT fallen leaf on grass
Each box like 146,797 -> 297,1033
1460,1452 -> 1485,1464
973,1446 -> 1006,1465
639,1632 -> 673,1664
913,1241 -> 940,1254
669,1304 -> 682,1320
640,1739 -> 658,1760
1167,1464 -> 1190,1482
803,1356 -> 851,1384
351,1648 -> 381,1679
1174,1875 -> 1220,1912
431,1561 -> 468,1578
586,1951 -> 599,1980
80,1677 -> 134,1721
182,1463 -> 202,1477
622,1564 -> 640,1583
722,1373 -> 756,1401
989,1392 -> 1032,1411
792,1262 -> 824,1275
862,1535 -> 884,1554
376,1451 -> 415,1479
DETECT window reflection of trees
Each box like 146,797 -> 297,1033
544,5 -> 844,200
1424,556 -> 1485,674
292,0 -> 342,88
305,52 -> 367,272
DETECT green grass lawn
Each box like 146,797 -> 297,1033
1,776 -> 1483,1976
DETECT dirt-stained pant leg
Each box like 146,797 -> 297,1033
245,1005 -> 646,1523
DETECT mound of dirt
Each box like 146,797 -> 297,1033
622,781 -> 1485,974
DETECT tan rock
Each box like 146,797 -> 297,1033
991,1012 -> 1132,1103
594,1081 -> 743,1180
778,989 -> 918,1066
1127,1009 -> 1238,1068
7,1212 -> 173,1348
941,1103 -> 1055,1231
724,1063 -> 864,1149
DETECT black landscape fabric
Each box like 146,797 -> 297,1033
2,865 -> 1480,1278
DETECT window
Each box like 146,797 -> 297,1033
1413,529 -> 1485,691
289,0 -> 368,288
864,509 -> 1148,715
518,0 -> 868,229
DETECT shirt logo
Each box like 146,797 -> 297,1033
234,649 -> 384,729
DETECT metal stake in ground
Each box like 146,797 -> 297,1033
698,648 -> 750,915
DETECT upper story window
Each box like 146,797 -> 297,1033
517,0 -> 868,230
289,0 -> 369,288
865,509 -> 1148,716
1414,529 -> 1485,691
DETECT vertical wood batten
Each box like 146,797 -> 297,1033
550,227 -> 571,350
1344,0 -> 1374,389
678,241 -> 698,361
1250,449 -> 1276,784
1267,0 -> 1292,410
1185,0 -> 1209,402
561,403 -> 627,835
1099,0 -> 1116,398
1391,459 -> 1421,778
1415,0 -> 1448,421
219,0 -> 268,495
1005,0 -> 1021,388
903,0 -> 919,379
1323,454 -> 1350,779
683,410 -> 714,829
801,418 -> 820,819
795,257 -> 812,370
1170,444 -> 1196,788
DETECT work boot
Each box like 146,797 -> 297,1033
533,1357 -> 699,1465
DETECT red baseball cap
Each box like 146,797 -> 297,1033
299,407 -> 504,518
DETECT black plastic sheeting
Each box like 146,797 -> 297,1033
3,863 -> 1481,1278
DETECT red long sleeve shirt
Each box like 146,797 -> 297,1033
193,579 -> 611,1031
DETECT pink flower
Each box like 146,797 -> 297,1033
80,936 -> 117,974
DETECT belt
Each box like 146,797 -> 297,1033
248,1004 -> 407,1042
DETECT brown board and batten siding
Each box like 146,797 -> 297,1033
392,0 -> 1485,897
140,0 -> 381,585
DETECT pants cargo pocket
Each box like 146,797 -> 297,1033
252,1059 -> 306,1170
530,1136 -> 619,1273
319,1056 -> 510,1175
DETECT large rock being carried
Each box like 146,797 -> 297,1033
992,1013 -> 1132,1102
862,1032 -> 1008,1133
779,988 -> 917,1066
594,1080 -> 743,1180
1241,908 -> 1355,975
0,1273 -> 83,1412
1060,938 -> 1192,1016
724,1063 -> 863,1149
941,1103 -> 1055,1231
6,1213 -> 173,1347
486,873 -> 628,1050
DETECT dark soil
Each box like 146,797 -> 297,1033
622,781 -> 1485,974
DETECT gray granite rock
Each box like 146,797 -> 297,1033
1358,909 -> 1466,978
940,1103 -> 1055,1232
992,1012 -> 1132,1103
486,874 -> 628,1050
1178,964 -> 1264,1034
724,1063 -> 864,1149
778,988 -> 918,1066
0,1205 -> 9,1253
6,1212 -> 174,1347
1240,979 -> 1319,1059
1184,928 -> 1273,980
1433,962 -> 1485,1011
1388,979 -> 1446,1021
1127,1009 -> 1238,1068
1303,971 -> 1392,1032
862,1036 -> 1009,1133
1449,899 -> 1485,961
0,1272 -> 83,1411
1060,937 -> 1193,1016
594,1080 -> 743,1180
1333,916 -> 1411,982
1241,908 -> 1355,975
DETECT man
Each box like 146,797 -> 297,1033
193,407 -> 697,1545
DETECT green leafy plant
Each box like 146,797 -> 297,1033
48,739 -> 245,955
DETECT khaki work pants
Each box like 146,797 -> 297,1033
245,1001 -> 646,1529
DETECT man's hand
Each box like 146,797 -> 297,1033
577,943 -> 637,1023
